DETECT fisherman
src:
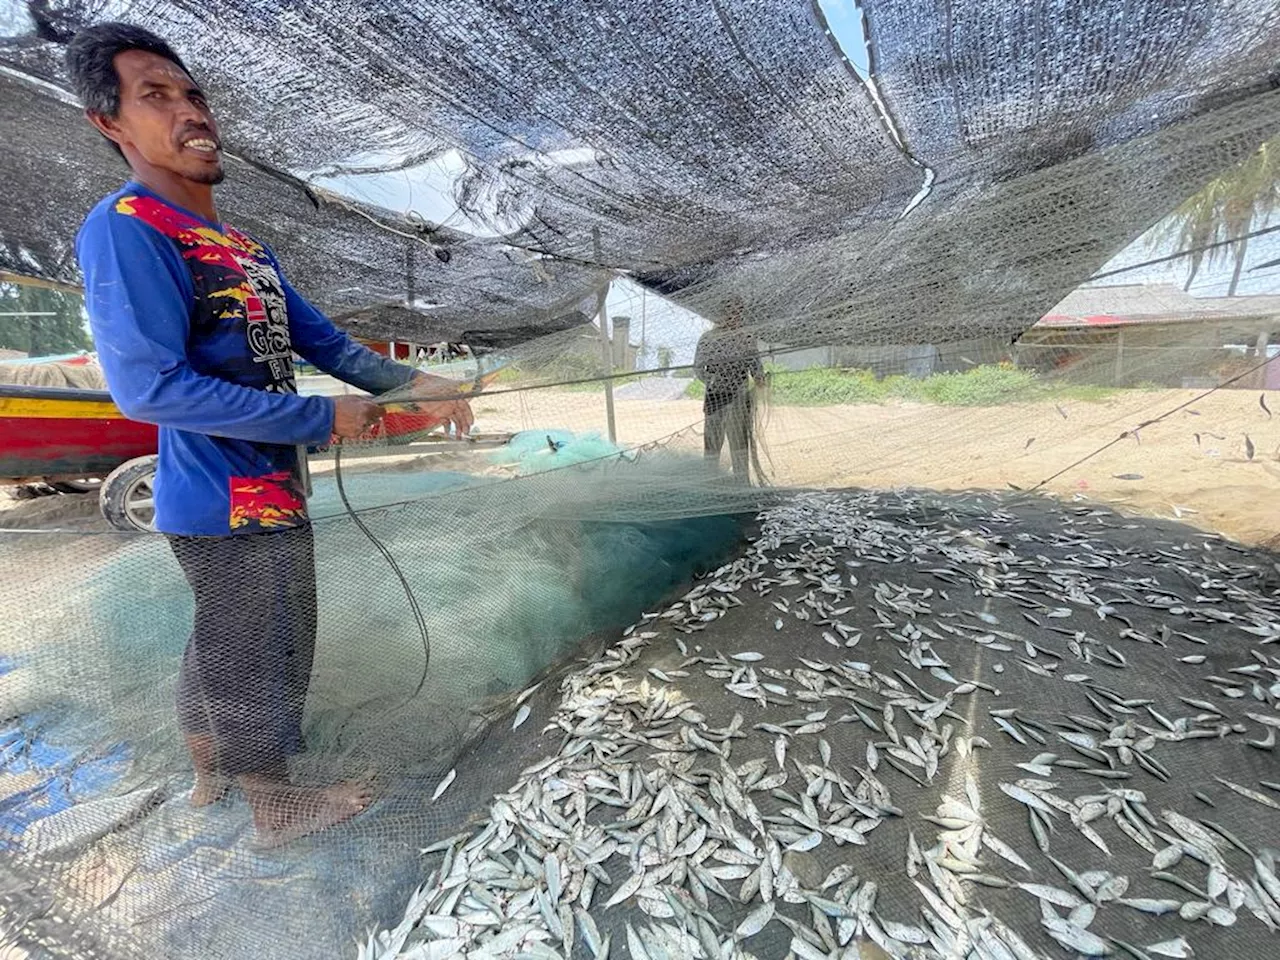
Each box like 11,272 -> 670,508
693,295 -> 766,481
67,23 -> 474,844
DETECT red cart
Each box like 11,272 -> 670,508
0,380 -> 457,532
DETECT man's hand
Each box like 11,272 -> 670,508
409,372 -> 475,437
415,398 -> 475,437
332,395 -> 385,439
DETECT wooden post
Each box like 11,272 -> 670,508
593,228 -> 617,443
1258,327 -> 1272,390
0,272 -> 82,295
612,316 -> 632,370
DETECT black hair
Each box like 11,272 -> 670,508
65,22 -> 193,156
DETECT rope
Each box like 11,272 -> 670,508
333,442 -> 431,706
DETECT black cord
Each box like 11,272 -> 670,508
332,442 -> 431,704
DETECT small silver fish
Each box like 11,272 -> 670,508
430,768 -> 457,802
1146,937 -> 1194,959
734,900 -> 775,938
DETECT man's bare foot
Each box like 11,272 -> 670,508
185,734 -> 228,807
240,775 -> 374,847
190,773 -> 230,807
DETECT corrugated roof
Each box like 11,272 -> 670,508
1038,283 -> 1280,327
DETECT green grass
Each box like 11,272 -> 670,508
490,366 -> 527,385
893,365 -> 1040,406
685,363 -> 1122,407
1049,383 -> 1123,403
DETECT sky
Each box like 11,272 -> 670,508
0,3 -> 33,36
312,151 -> 494,237
817,0 -> 872,75
1092,212 -> 1280,298
603,279 -> 709,370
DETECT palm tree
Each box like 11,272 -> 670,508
1151,136 -> 1280,295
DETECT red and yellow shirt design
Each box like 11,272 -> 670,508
114,194 -> 309,533
229,472 -> 308,530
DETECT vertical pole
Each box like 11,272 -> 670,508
612,316 -> 631,370
1114,329 -> 1125,385
594,228 -> 617,444
640,287 -> 647,370
1257,327 -> 1271,390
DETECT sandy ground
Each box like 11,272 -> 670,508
466,384 -> 1280,548
3,385 -> 1277,548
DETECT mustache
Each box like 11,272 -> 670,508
176,125 -> 217,143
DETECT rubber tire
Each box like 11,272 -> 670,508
100,455 -> 159,533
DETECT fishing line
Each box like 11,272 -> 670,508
1029,353 -> 1278,492
332,440 -> 431,707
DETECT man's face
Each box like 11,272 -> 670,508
89,49 -> 223,185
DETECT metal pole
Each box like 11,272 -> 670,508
593,228 -> 617,444
640,288 -> 647,370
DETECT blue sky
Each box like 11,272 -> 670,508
818,1 -> 871,75
1094,211 -> 1280,297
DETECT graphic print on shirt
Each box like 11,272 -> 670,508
114,194 -> 308,532
228,471 -> 307,531
234,252 -> 296,394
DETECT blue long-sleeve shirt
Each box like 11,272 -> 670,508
76,182 -> 414,536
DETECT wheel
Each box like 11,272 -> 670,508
100,456 -> 158,533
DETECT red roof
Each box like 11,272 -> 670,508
1036,284 -> 1280,328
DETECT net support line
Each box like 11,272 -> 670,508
593,228 -> 618,444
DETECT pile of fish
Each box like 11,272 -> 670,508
364,490 -> 1280,960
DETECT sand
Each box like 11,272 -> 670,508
4,385 -> 1277,548
467,383 -> 1280,548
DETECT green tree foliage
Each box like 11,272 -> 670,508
1151,136 -> 1280,295
0,283 -> 91,356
